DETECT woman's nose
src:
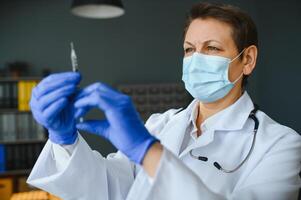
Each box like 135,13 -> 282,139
195,48 -> 206,54
194,45 -> 205,54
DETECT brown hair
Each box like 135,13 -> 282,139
183,2 -> 258,88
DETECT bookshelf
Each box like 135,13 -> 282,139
0,77 -> 47,199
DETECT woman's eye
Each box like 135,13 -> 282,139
207,46 -> 220,52
184,47 -> 194,54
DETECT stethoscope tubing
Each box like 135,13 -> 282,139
190,104 -> 259,173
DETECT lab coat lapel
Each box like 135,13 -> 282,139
157,100 -> 198,156
178,130 -> 215,158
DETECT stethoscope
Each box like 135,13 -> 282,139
189,104 -> 259,173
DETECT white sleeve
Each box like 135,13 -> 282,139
149,148 -> 226,200
27,134 -> 135,200
127,133 -> 301,200
52,136 -> 79,172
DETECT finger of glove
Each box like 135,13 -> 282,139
42,97 -> 68,120
37,84 -> 77,111
33,72 -> 81,100
31,98 -> 66,128
76,119 -> 110,138
29,92 -> 39,111
29,95 -> 46,122
74,82 -> 122,102
74,90 -> 120,113
31,108 -> 47,127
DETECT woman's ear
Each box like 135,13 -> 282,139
242,45 -> 258,75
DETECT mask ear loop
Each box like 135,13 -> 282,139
229,48 -> 246,63
232,72 -> 244,84
229,48 -> 246,84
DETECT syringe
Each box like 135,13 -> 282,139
70,42 -> 83,123
70,42 -> 78,72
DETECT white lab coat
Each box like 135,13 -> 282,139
27,92 -> 301,200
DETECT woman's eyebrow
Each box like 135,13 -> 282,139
184,41 -> 195,47
204,39 -> 223,45
184,40 -> 223,47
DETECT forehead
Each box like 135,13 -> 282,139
185,18 -> 235,47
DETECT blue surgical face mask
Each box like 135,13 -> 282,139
182,50 -> 245,103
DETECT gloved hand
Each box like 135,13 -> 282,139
30,72 -> 81,145
74,82 -> 159,164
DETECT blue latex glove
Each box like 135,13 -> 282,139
74,82 -> 159,164
30,72 -> 81,145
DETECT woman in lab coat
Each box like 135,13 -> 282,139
27,2 -> 301,200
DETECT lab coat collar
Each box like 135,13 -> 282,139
159,91 -> 254,157
179,91 -> 254,157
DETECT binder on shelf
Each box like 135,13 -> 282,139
20,144 -> 26,169
26,145 -> 33,169
0,83 -> 4,108
25,82 -> 31,111
18,81 -> 25,111
1,114 -> 16,142
12,82 -> 18,108
4,82 -> 11,108
0,144 -> 5,172
17,80 -> 37,111
5,145 -> 13,171
13,145 -> 20,170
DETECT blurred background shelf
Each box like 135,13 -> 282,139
0,139 -> 46,145
0,74 -> 47,200
0,109 -> 31,114
0,169 -> 31,177
0,77 -> 41,82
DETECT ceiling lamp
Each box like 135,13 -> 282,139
71,0 -> 125,19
